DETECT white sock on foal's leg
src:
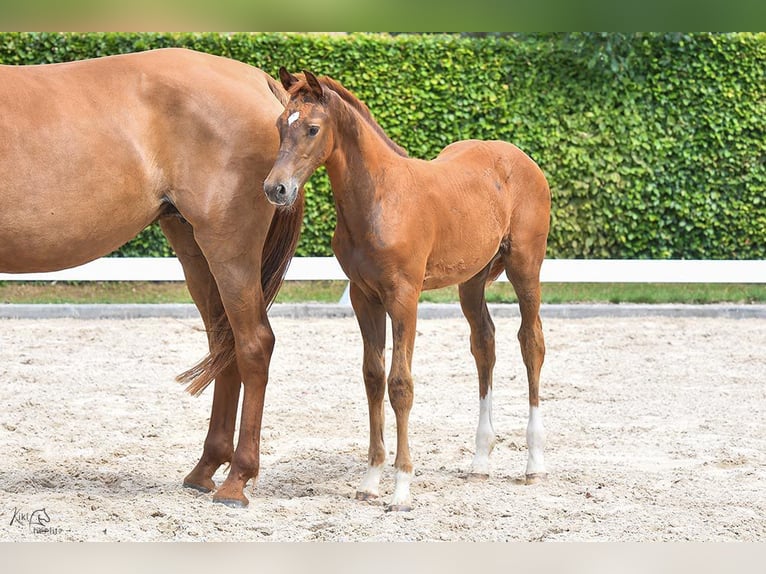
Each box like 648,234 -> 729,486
356,463 -> 384,500
525,405 -> 547,483
388,469 -> 413,511
470,389 -> 496,476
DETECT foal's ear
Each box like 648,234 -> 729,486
303,70 -> 325,101
279,67 -> 299,90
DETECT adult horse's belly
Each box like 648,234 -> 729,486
0,63 -> 165,273
0,209 -> 161,273
0,148 -> 161,273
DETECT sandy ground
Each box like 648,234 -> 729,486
0,312 -> 764,542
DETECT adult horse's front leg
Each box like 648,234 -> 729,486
384,285 -> 420,512
160,217 -> 241,493
349,282 -> 387,502
204,260 -> 275,508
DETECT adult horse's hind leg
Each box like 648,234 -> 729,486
458,261 -> 498,478
504,244 -> 547,484
160,217 -> 241,493
349,282 -> 388,502
186,196 -> 278,508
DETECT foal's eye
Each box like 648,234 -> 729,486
308,125 -> 320,136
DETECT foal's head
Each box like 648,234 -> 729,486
264,68 -> 333,207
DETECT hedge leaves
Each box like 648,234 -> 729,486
2,32 -> 763,260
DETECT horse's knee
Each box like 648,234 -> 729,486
363,364 -> 386,400
363,360 -> 386,385
388,374 -> 413,413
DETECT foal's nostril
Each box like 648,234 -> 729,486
276,184 -> 286,196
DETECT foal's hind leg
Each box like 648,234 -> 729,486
383,283 -> 421,511
160,217 -> 241,493
505,249 -> 547,484
458,263 -> 497,478
349,282 -> 387,502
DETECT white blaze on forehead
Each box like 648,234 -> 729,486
287,111 -> 300,126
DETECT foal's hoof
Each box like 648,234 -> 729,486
525,472 -> 548,485
467,472 -> 490,482
385,503 -> 413,513
355,491 -> 380,503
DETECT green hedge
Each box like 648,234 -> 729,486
2,32 -> 763,259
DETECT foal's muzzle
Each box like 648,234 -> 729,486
263,178 -> 299,207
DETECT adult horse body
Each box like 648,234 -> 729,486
0,48 -> 304,507
265,70 -> 550,511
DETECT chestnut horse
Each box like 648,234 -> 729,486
0,48 -> 304,508
265,69 -> 551,511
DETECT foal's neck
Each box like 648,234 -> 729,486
324,94 -> 406,215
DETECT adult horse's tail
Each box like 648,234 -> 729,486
177,195 -> 305,396
261,193 -> 305,307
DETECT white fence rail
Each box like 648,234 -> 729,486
0,257 -> 764,283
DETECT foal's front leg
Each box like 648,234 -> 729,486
385,286 -> 420,511
349,283 -> 387,502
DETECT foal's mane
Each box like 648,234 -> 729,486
316,76 -> 409,158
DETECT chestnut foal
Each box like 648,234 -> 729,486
265,69 -> 550,510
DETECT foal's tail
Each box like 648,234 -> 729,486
178,193 -> 305,396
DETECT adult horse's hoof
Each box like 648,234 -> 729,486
385,503 -> 413,513
213,475 -> 251,507
183,481 -> 214,494
183,474 -> 216,493
525,472 -> 548,485
212,496 -> 249,509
